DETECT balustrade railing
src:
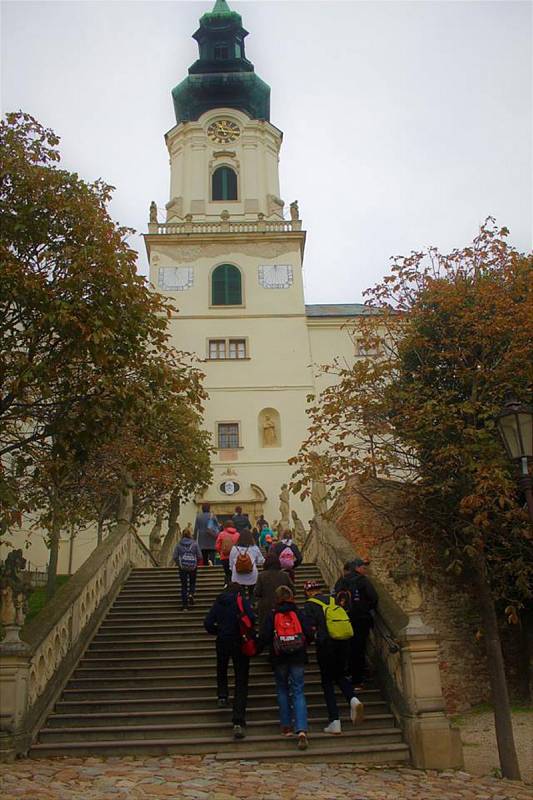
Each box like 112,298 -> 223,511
303,515 -> 463,770
0,522 -> 156,760
149,218 -> 302,236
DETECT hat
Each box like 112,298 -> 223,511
303,579 -> 321,592
352,558 -> 370,568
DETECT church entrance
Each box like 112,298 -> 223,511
208,502 -> 263,528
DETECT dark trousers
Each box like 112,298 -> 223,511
222,560 -> 231,585
202,548 -> 215,566
349,616 -> 373,684
178,569 -> 197,605
216,638 -> 250,726
317,641 -> 354,722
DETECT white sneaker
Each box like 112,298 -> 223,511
324,719 -> 342,735
350,696 -> 364,725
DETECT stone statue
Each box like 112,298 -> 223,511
291,510 -> 306,547
289,200 -> 299,221
311,479 -> 328,517
149,201 -> 158,224
149,513 -> 163,561
262,414 -> 277,446
0,550 -> 32,647
279,483 -> 290,528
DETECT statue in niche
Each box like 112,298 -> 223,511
279,484 -> 290,528
262,414 -> 277,447
291,510 -> 306,547
149,201 -> 158,224
289,200 -> 299,221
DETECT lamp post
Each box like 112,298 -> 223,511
496,393 -> 533,523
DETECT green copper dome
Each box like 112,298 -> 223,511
172,0 -> 270,124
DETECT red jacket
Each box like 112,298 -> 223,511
215,528 -> 240,560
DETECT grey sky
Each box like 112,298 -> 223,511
2,1 -> 531,303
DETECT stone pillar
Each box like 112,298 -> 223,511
398,582 -> 463,769
0,640 -> 31,761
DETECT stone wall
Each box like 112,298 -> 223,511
330,478 -> 491,713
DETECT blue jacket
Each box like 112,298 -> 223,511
173,536 -> 202,568
204,588 -> 256,641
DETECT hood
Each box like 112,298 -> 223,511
275,601 -> 297,614
222,527 -> 238,536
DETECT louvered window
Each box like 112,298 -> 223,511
211,264 -> 242,306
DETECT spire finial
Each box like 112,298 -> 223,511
211,0 -> 233,15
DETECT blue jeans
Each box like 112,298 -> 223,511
178,569 -> 197,605
273,662 -> 308,733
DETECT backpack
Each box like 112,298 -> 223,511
279,545 -> 295,570
235,547 -> 253,574
178,541 -> 198,572
207,514 -> 219,533
273,610 -> 305,655
220,534 -> 234,557
309,596 -> 354,640
236,594 -> 257,657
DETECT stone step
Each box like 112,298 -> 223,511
31,728 -> 405,758
61,684 -> 383,702
38,722 -> 402,745
72,663 -> 324,680
55,689 -> 383,713
66,669 -> 333,689
215,742 -> 410,764
47,706 -> 392,728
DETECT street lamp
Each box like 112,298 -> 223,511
496,393 -> 533,523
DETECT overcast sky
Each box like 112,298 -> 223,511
2,0 -> 531,303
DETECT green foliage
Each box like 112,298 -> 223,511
0,112 -> 212,590
25,574 -> 70,623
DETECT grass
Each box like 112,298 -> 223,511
452,702 -> 533,726
25,575 -> 70,623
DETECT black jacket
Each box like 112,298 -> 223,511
232,513 -> 250,533
259,601 -> 313,666
302,593 -> 331,646
204,588 -> 255,640
273,539 -> 303,568
334,572 -> 378,619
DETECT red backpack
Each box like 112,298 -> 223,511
273,609 -> 305,656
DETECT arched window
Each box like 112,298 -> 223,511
212,166 -> 238,201
211,264 -> 242,306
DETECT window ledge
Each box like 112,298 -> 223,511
207,357 -> 251,362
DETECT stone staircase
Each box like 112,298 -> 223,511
29,565 -> 410,763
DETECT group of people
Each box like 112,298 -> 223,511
173,510 -> 378,747
173,504 -> 302,609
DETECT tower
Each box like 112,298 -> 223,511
145,0 -> 315,527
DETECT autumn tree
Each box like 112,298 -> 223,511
291,220 -> 532,779
0,112 -> 210,594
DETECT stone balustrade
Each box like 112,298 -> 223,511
302,515 -> 463,770
148,218 -> 302,236
0,522 -> 156,761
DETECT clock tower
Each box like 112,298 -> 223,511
145,0 -> 315,528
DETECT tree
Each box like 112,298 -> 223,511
0,112 -> 210,594
291,220 -> 532,779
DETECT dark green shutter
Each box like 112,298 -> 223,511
212,264 -> 242,305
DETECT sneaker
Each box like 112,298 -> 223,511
297,732 -> 308,750
188,594 -> 194,607
233,724 -> 245,739
217,697 -> 228,708
324,719 -> 342,735
350,696 -> 364,725
180,604 -> 187,611
208,560 -> 214,567
281,726 -> 294,737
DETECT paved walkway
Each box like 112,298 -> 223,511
1,757 -> 532,800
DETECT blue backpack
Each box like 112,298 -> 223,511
179,542 -> 198,572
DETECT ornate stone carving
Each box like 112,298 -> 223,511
167,241 -> 296,262
262,414 -> 277,446
311,479 -> 328,516
279,484 -> 290,529
291,510 -> 306,547
149,201 -> 158,224
0,550 -> 32,649
149,513 -> 163,562
289,200 -> 299,221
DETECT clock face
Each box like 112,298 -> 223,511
207,120 -> 241,144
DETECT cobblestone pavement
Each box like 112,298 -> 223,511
1,757 -> 532,800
